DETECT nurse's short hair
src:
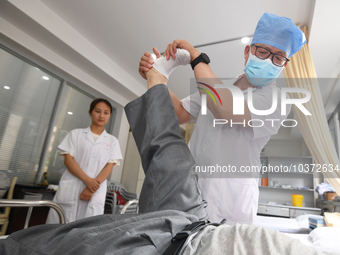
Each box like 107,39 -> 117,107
89,98 -> 113,114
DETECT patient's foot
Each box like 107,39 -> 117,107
152,49 -> 191,79
146,67 -> 168,90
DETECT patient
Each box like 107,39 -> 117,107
0,53 -> 330,255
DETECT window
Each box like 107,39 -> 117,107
0,47 -> 61,184
0,46 -> 117,185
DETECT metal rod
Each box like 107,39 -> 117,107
160,34 -> 254,55
193,34 -> 254,49
24,207 -> 33,229
0,199 -> 65,224
35,80 -> 65,184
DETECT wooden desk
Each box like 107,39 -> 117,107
316,199 -> 340,213
6,184 -> 55,235
258,203 -> 321,218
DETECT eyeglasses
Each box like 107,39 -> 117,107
251,44 -> 289,67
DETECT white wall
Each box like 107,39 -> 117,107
120,132 -> 141,192
261,139 -> 311,157
136,164 -> 145,195
110,111 -> 130,182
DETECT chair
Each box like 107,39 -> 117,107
106,181 -> 139,214
105,192 -> 118,214
120,199 -> 139,214
0,176 -> 17,235
107,181 -> 127,193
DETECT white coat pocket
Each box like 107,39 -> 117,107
48,179 -> 78,224
55,180 -> 77,205
54,180 -> 79,222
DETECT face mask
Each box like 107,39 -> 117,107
244,53 -> 284,87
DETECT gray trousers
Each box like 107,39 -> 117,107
0,84 -> 207,255
126,84 -> 207,218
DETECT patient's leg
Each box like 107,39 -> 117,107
124,69 -> 208,221
146,65 -> 168,89
183,224 -> 326,255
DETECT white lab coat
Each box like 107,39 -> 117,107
181,77 -> 291,225
46,127 -> 122,224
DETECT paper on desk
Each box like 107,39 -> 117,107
324,212 -> 340,227
47,185 -> 58,191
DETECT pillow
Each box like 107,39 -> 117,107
309,227 -> 340,253
295,214 -> 315,226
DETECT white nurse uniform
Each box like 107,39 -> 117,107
46,127 -> 122,223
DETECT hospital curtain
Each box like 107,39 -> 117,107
283,26 -> 340,195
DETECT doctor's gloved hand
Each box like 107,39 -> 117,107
80,188 -> 93,201
139,47 -> 161,79
164,40 -> 200,63
85,177 -> 100,193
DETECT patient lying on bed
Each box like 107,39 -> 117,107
0,59 -> 334,255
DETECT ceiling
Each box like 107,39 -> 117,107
40,0 -> 315,98
1,0 -> 340,140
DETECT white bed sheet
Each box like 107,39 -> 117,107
254,215 -> 309,233
284,233 -> 312,247
285,231 -> 340,254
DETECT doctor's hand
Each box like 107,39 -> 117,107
164,40 -> 200,62
85,177 -> 100,193
80,188 -> 93,201
138,47 -> 161,79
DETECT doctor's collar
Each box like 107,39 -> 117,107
84,126 -> 108,136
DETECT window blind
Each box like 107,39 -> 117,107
0,48 -> 61,184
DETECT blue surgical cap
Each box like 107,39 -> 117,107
251,13 -> 306,58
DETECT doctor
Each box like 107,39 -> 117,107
47,98 -> 122,223
139,13 -> 306,225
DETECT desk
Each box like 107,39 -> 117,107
316,199 -> 340,213
258,203 -> 321,218
6,184 -> 55,235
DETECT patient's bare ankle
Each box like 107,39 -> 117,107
146,68 -> 168,89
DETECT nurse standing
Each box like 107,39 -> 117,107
47,98 -> 122,224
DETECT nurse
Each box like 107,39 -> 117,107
47,98 -> 122,224
138,13 -> 306,225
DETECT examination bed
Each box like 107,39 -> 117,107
0,199 -> 65,239
1,200 -> 340,254
0,211 -> 339,254
254,215 -> 310,234
254,215 -> 340,253
284,228 -> 340,254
